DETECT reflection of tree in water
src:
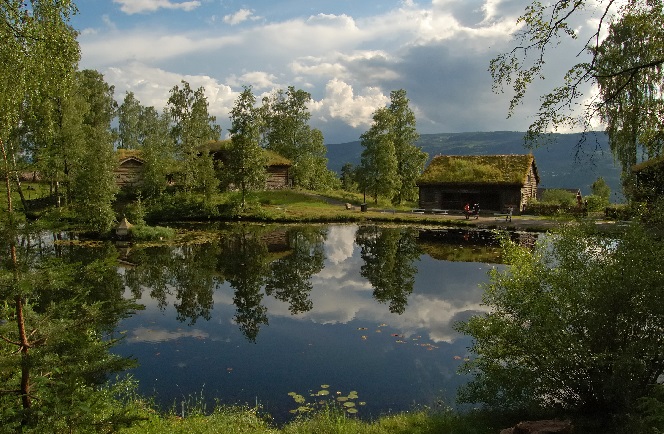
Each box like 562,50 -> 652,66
122,224 -> 327,341
218,227 -> 270,342
265,227 -> 326,314
355,226 -> 420,314
123,243 -> 221,325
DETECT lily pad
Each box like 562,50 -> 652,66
346,408 -> 358,414
343,401 -> 355,407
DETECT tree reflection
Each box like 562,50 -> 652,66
356,225 -> 420,314
123,243 -> 221,324
265,227 -> 326,314
121,224 -> 327,341
218,226 -> 270,342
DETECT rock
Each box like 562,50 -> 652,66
500,419 -> 573,434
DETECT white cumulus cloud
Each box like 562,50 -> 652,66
113,0 -> 201,15
223,9 -> 257,25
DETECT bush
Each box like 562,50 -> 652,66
540,189 -> 577,207
129,224 -> 175,241
605,204 -> 633,220
145,192 -> 219,221
457,223 -> 664,419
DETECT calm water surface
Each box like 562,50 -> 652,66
113,224 -> 529,424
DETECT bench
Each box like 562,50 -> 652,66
431,209 -> 449,215
411,208 -> 425,214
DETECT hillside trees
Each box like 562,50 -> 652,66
491,0 -> 664,193
227,86 -> 267,207
261,86 -> 337,190
167,81 -> 221,197
357,89 -> 426,204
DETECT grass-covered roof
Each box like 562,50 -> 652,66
417,154 -> 537,185
204,140 -> 292,166
632,155 -> 664,173
116,149 -> 145,162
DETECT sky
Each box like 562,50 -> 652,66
71,0 -> 609,144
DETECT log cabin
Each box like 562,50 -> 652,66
416,154 -> 539,213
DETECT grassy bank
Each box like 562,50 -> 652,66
117,405 -> 494,434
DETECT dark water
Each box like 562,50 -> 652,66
112,224 -> 529,424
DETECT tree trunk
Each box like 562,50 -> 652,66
1,138 -> 32,422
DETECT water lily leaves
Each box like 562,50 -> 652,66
315,389 -> 330,396
336,396 -> 348,402
346,408 -> 358,414
288,392 -> 306,404
343,401 -> 355,408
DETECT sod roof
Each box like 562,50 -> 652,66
204,140 -> 292,166
417,154 -> 538,185
117,149 -> 145,162
632,155 -> 664,173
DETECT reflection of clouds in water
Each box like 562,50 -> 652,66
325,225 -> 357,264
128,326 -> 208,343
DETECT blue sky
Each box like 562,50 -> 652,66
70,0 -> 609,143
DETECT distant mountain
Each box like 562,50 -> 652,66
325,131 -> 624,200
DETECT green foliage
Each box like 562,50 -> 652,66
227,86 -> 268,206
129,224 -> 176,241
604,203 -> 634,221
138,107 -> 176,198
490,0 -> 664,198
69,70 -> 119,233
591,177 -> 611,201
540,189 -> 576,207
145,192 -> 219,221
167,80 -> 221,194
287,385 -> 365,417
387,89 -> 427,204
0,232 -> 142,431
357,90 -> 426,204
262,87 -> 338,190
626,385 -> 664,434
594,3 -> 664,181
457,223 -> 664,418
358,108 -> 399,204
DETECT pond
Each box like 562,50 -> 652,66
112,224 -> 536,424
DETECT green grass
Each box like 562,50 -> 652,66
117,404 -> 494,434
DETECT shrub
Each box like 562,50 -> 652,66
129,224 -> 176,241
457,223 -> 664,418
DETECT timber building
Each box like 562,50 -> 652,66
417,154 -> 539,213
115,149 -> 145,189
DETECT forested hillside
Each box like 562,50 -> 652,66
327,131 -> 624,201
